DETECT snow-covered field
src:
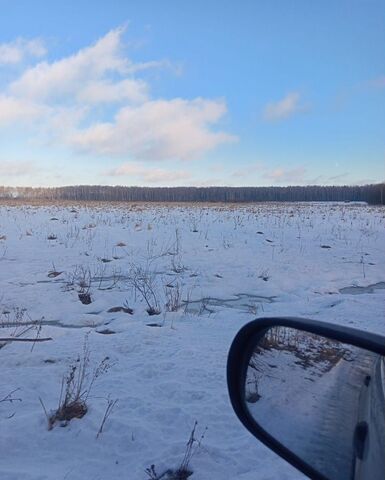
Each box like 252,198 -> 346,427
0,201 -> 384,480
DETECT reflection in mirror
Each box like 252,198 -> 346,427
245,327 -> 385,480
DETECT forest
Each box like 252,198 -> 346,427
0,183 -> 384,204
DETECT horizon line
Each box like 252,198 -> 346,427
1,182 -> 384,190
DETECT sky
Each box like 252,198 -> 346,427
0,0 -> 384,188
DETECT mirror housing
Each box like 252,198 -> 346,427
227,317 -> 385,480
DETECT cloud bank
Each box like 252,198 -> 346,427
0,27 -> 236,163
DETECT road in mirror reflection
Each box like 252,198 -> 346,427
245,327 -> 383,480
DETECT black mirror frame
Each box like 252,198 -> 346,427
227,317 -> 385,480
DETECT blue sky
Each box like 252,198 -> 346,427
0,0 -> 384,187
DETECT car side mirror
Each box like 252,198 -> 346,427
227,317 -> 385,480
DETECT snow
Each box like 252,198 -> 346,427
246,328 -> 377,480
0,201 -> 384,480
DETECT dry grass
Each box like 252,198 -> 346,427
41,335 -> 111,429
145,422 -> 207,480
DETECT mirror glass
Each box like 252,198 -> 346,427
245,326 -> 385,480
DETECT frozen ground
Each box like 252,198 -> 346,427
246,328 -> 378,480
0,201 -> 384,480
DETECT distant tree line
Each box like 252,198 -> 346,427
0,184 -> 384,204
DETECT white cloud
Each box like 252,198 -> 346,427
0,27 -> 235,163
68,98 -> 236,160
0,161 -> 39,176
10,27 -> 129,101
263,92 -> 308,122
105,163 -> 192,184
0,95 -> 47,126
0,38 -> 46,65
106,164 -> 143,176
263,166 -> 307,183
231,163 -> 264,178
77,79 -> 148,104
